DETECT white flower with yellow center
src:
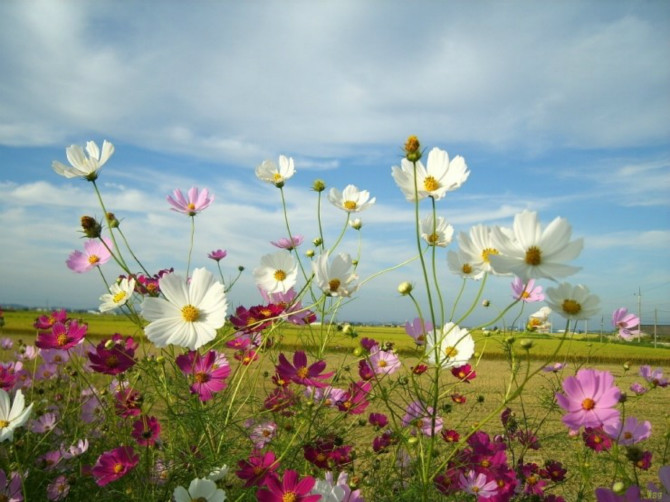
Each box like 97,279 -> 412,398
545,282 -> 600,320
0,389 -> 33,442
456,224 -> 512,275
99,277 -> 136,312
141,268 -> 227,350
313,252 -> 358,297
392,147 -> 470,201
52,140 -> 115,181
328,185 -> 376,213
488,210 -> 583,281
255,155 -> 296,187
253,251 -> 298,294
425,322 -> 475,369
420,214 -> 454,247
447,249 -> 485,280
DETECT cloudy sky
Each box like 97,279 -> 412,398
1,0 -> 669,331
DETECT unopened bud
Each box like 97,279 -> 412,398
238,266 -> 245,272
312,179 -> 326,192
80,216 -> 102,238
623,362 -> 630,371
520,339 -> 534,350
313,237 -> 323,246
305,249 -> 315,258
612,482 -> 625,494
482,299 -> 490,307
106,212 -> 120,228
397,281 -> 413,295
404,135 -> 422,162
350,218 -> 362,230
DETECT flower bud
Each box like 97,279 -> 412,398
404,135 -> 421,162
312,179 -> 326,192
504,336 -> 515,345
352,259 -> 359,266
313,237 -> 323,246
305,249 -> 315,258
80,216 -> 102,238
397,281 -> 413,295
238,266 -> 245,272
623,362 -> 630,371
482,299 -> 490,307
520,339 -> 534,350
350,218 -> 363,230
106,212 -> 120,228
612,482 -> 625,494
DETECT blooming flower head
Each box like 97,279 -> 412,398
174,478 -> 227,502
99,277 -> 135,312
582,426 -> 613,452
47,474 -> 70,501
176,350 -> 231,401
425,322 -> 475,369
313,252 -> 358,297
87,334 -> 137,375
0,470 -> 23,502
66,238 -> 113,273
328,184 -> 376,213
254,251 -> 298,294
611,308 -> 640,341
36,319 -> 87,351
459,470 -> 498,499
91,446 -> 139,486
455,224 -> 510,275
276,351 -> 333,388
556,368 -> 621,430
52,140 -> 114,181
447,249 -> 485,280
141,267 -> 227,350
208,249 -> 228,262
392,146 -> 469,201
639,366 -> 668,387
368,347 -> 401,376
511,277 -> 545,303
0,389 -> 33,442
271,235 -> 304,250
131,415 -> 161,446
256,155 -> 296,187
402,400 -> 443,436
404,317 -> 433,346
236,450 -> 279,487
336,381 -> 372,415
256,469 -> 320,502
420,214 -> 454,247
167,187 -> 214,216
545,283 -> 601,320
488,210 -> 583,281
250,421 -> 277,449
603,416 -> 651,446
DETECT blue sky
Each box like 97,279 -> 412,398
1,0 -> 669,331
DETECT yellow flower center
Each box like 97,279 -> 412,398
194,372 -> 207,383
113,463 -> 124,474
481,248 -> 499,263
274,270 -> 287,281
480,459 -> 490,468
562,299 -> 582,316
329,278 -> 341,292
344,200 -> 357,211
112,291 -> 127,304
427,233 -> 439,244
581,398 -> 595,410
187,203 -> 196,211
273,172 -> 282,182
57,334 -> 69,346
521,291 -> 530,299
525,246 -> 542,266
0,420 -> 9,428
88,255 -> 100,265
423,176 -> 440,192
462,264 -> 472,274
296,367 -> 309,379
444,346 -> 458,358
472,486 -> 480,493
181,304 -> 200,322
283,492 -> 297,502
260,308 -> 272,317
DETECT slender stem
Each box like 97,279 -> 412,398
449,279 -> 467,321
430,198 -> 445,326
327,214 -> 351,255
117,226 -> 151,276
91,180 -> 129,271
186,215 -> 195,278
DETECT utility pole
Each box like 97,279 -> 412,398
600,315 -> 604,343
636,287 -> 642,343
654,308 -> 658,349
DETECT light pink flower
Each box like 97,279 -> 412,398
402,400 -> 442,436
604,416 -> 651,445
66,238 -> 113,273
47,475 -> 69,501
167,187 -> 213,216
404,318 -> 433,346
611,308 -> 640,341
556,369 -> 621,430
511,277 -> 544,303
640,366 -> 668,387
250,421 -> 277,449
271,235 -> 304,250
459,470 -> 498,499
368,348 -> 401,376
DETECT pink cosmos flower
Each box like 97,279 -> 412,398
369,413 -> 388,428
275,351 -> 333,388
543,362 -> 565,373
0,338 -> 13,350
91,446 -> 139,486
404,317 -> 433,346
87,335 -> 137,375
611,308 -> 640,340
459,470 -> 498,499
582,426 -> 612,452
260,288 -> 316,325
33,309 -> 68,330
630,382 -> 647,395
556,369 -> 621,430
603,416 -> 651,446
511,277 -> 545,303
250,421 -> 277,449
66,238 -> 113,273
336,381 -> 372,415
61,438 -> 89,459
0,362 -> 19,391
256,469 -> 320,502
166,187 -> 213,216
0,470 -> 22,502
595,485 -> 642,502
270,235 -> 304,250
236,450 -> 279,487
46,475 -> 69,501
368,348 -> 401,376
208,249 -> 227,261
176,350 -> 231,402
30,412 -> 60,434
402,400 -> 443,436
451,363 -> 476,383
114,388 -> 142,418
36,320 -> 87,350
640,365 -> 668,387
131,415 -> 161,446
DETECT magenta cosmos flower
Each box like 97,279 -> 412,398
556,369 -> 621,430
176,350 -> 231,402
275,351 -> 333,388
257,470 -> 320,502
611,308 -> 640,341
91,446 -> 139,486
511,277 -> 545,303
167,187 -> 213,216
208,249 -> 227,262
87,334 -> 137,375
131,415 -> 161,446
66,238 -> 113,273
236,450 -> 279,487
36,320 -> 87,350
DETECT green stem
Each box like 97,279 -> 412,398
186,216 -> 195,278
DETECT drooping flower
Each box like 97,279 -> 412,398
176,350 -> 231,402
424,322 -> 475,369
545,283 -> 601,321
488,210 -> 583,281
91,446 -> 139,486
391,146 -> 469,201
141,267 -> 227,350
603,416 -> 652,446
173,478 -> 227,502
36,320 -> 87,350
208,249 -> 228,262
253,251 -> 298,294
313,252 -> 358,297
556,368 -> 621,430
420,214 -> 454,247
256,469 -> 320,502
459,470 -> 498,499
328,185 -> 376,213
61,438 -> 89,459
256,155 -> 296,187
611,308 -> 641,341
404,317 -> 433,346
167,187 -> 214,216
131,415 -> 161,446
271,235 -> 304,250
639,366 -> 668,387
0,389 -> 33,442
275,351 -> 333,388
66,238 -> 113,273
99,277 -> 136,312
402,400 -> 443,436
52,140 -> 114,181
511,277 -> 545,303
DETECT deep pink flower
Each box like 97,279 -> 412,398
235,349 -> 258,366
640,366 -> 668,387
236,450 -> 279,488
36,320 -> 87,350
257,469 -> 320,502
369,413 -> 388,428
176,350 -> 231,402
540,460 -> 567,482
583,426 -> 612,452
166,186 -> 213,216
402,400 -> 443,436
451,363 -> 476,383
634,450 -> 653,470
412,363 -> 428,375
520,463 -> 547,496
405,317 -> 433,346
135,268 -> 173,296
372,431 -> 395,452
270,235 -> 304,250
208,249 -> 227,261
604,416 -> 651,446
451,393 -> 466,404
131,415 -> 161,446
611,308 -> 640,341
230,304 -> 284,334
264,387 -> 297,415
336,381 -> 372,415
556,369 -> 621,430
358,360 -> 374,381
441,429 -> 460,443
543,362 -> 566,372
0,362 -> 18,392
114,388 -> 142,417
66,238 -> 113,273
511,277 -> 545,303
91,446 -> 138,486
260,288 -> 317,325
87,335 -> 137,375
33,309 -> 68,330
276,351 -> 333,388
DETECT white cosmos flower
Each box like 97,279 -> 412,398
52,140 -> 115,180
420,214 -> 454,247
456,224 -> 512,275
425,322 -> 475,369
447,249 -> 485,280
488,210 -> 583,281
328,185 -> 376,213
545,283 -> 601,320
392,147 -> 470,201
313,252 -> 358,297
173,478 -> 227,502
141,268 -> 227,350
0,389 -> 34,442
255,155 -> 295,187
253,251 -> 298,294
99,277 -> 136,312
